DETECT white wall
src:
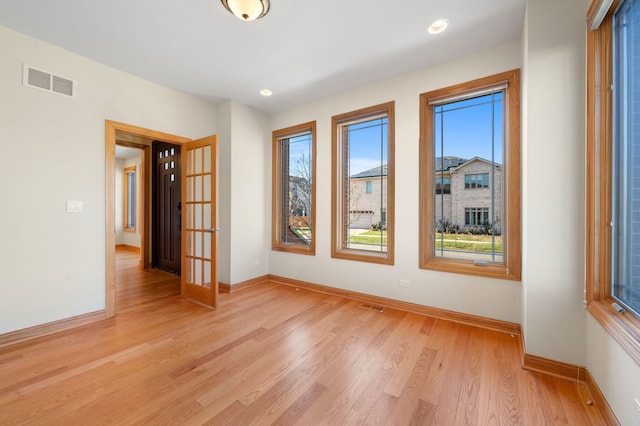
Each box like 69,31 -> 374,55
269,40 -> 523,324
522,0 -> 587,365
228,101 -> 270,284
587,316 -> 640,425
115,158 -> 125,242
0,25 -> 218,334
216,101 -> 232,284
216,100 -> 270,286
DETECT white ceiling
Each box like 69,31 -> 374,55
0,0 -> 525,113
115,145 -> 141,160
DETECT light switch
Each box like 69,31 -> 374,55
67,200 -> 83,213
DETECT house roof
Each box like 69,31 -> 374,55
449,156 -> 502,172
435,156 -> 467,172
351,165 -> 387,179
436,156 -> 502,173
353,156 -> 501,178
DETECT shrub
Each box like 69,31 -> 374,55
371,221 -> 387,231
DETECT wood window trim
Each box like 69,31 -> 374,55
271,121 -> 316,255
586,0 -> 640,366
123,165 -> 136,233
419,70 -> 521,281
331,102 -> 395,265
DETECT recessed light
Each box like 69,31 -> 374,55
260,89 -> 273,96
428,19 -> 449,34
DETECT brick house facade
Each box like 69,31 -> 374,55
349,157 -> 502,233
435,156 -> 503,234
349,165 -> 387,229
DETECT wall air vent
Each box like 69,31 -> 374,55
23,64 -> 76,98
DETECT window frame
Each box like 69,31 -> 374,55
331,102 -> 395,265
271,121 -> 317,255
587,0 -> 640,365
123,165 -> 136,233
419,70 -> 521,280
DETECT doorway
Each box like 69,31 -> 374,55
115,141 -> 148,269
105,120 -> 219,316
106,121 -> 189,317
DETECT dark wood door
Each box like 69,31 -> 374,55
153,141 -> 182,274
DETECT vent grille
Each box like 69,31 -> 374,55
23,64 -> 76,98
360,303 -> 385,312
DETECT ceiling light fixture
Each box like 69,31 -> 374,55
428,19 -> 449,34
260,89 -> 272,96
221,0 -> 270,21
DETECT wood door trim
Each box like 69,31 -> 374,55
105,120 -> 190,318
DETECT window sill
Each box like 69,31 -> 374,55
420,257 -> 520,281
332,248 -> 394,265
124,228 -> 136,233
272,244 -> 315,256
588,300 -> 640,366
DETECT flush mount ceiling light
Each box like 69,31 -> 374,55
260,89 -> 272,96
221,0 -> 270,21
428,19 -> 449,34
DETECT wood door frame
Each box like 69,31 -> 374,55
105,120 -> 189,318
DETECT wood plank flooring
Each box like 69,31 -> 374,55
0,249 -> 610,424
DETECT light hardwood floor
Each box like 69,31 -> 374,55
0,249 -> 610,424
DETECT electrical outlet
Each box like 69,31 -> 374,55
399,279 -> 411,288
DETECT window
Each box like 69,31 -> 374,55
366,181 -> 373,193
465,173 -> 489,189
419,70 -> 520,279
435,177 -> 451,194
587,0 -> 640,364
272,121 -> 316,255
465,208 -> 489,226
612,0 -> 640,318
123,166 -> 136,232
332,102 -> 394,264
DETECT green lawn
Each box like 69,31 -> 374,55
360,230 -> 387,236
347,230 -> 500,252
435,232 -> 502,243
434,238 -> 503,253
350,234 -> 388,245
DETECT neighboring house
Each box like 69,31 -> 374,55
434,156 -> 503,234
350,158 -> 502,233
288,175 -> 311,217
349,165 -> 387,229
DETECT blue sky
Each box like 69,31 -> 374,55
347,119 -> 388,175
434,92 -> 504,164
287,134 -> 312,178
344,93 -> 504,175
287,92 -> 504,178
